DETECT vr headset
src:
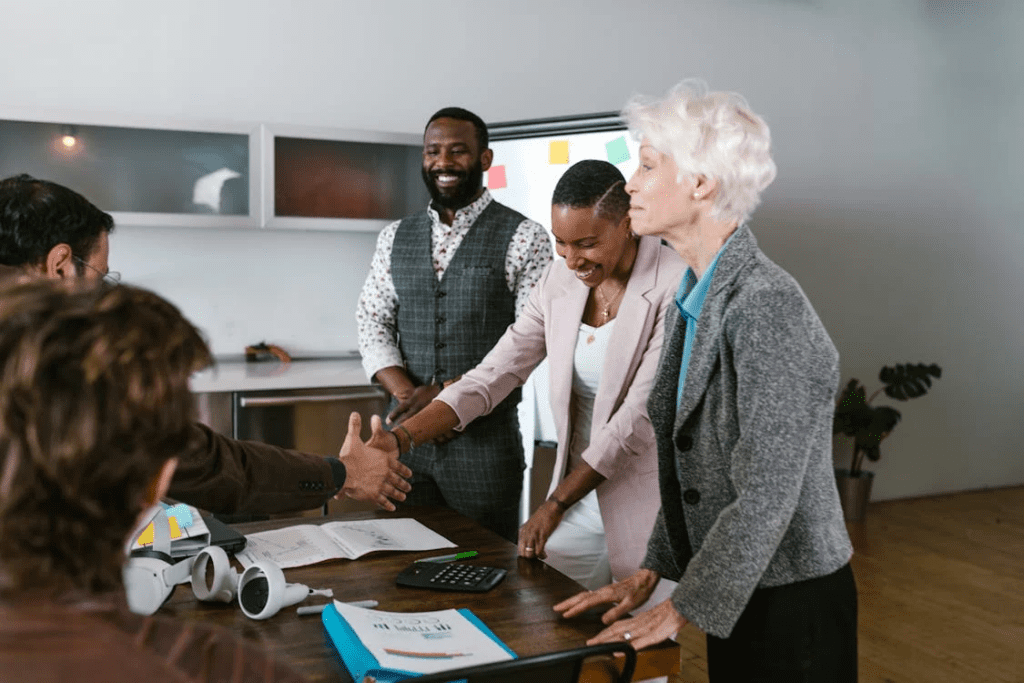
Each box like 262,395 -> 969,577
123,506 -> 330,618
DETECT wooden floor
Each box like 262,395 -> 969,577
669,486 -> 1024,683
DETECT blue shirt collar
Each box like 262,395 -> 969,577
674,229 -> 739,320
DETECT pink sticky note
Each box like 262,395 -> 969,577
487,165 -> 507,190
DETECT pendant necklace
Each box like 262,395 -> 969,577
588,280 -> 626,344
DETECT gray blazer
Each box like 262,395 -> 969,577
641,225 -> 853,639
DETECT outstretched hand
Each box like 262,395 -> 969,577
554,569 -> 685,650
336,412 -> 411,511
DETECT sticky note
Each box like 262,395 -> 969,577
162,502 -> 194,529
487,165 -> 507,190
606,136 -> 630,165
549,140 -> 569,164
136,517 -> 183,546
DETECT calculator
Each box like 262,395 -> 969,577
395,561 -> 507,593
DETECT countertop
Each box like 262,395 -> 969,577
190,357 -> 373,393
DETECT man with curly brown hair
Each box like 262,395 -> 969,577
0,281 -> 314,682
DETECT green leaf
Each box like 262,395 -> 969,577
880,363 -> 942,401
853,406 -> 901,459
833,379 -> 872,436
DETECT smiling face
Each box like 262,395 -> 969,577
551,205 -> 635,288
421,117 -> 492,211
625,143 -> 700,241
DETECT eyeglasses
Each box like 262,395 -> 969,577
72,256 -> 121,285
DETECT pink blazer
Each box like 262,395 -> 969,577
438,236 -> 685,580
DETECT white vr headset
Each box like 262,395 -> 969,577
123,506 -> 330,618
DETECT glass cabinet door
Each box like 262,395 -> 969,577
265,126 -> 428,231
0,118 -> 254,227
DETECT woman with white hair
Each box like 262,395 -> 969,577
555,80 -> 858,682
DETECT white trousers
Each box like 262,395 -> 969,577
541,491 -> 678,683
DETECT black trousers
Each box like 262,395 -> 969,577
706,563 -> 858,683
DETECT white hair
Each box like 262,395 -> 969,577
622,79 -> 777,225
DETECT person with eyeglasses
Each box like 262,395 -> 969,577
73,255 -> 121,284
0,173 -> 412,516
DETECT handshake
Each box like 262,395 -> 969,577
336,412 -> 412,512
338,394 -> 462,511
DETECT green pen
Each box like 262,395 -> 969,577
415,551 -> 478,563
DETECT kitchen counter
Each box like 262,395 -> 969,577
190,357 -> 372,393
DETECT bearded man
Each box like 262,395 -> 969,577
356,107 -> 552,541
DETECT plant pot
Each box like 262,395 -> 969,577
834,468 -> 874,522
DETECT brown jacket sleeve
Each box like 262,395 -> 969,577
167,422 -> 339,514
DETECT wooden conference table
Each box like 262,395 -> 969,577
165,507 -> 679,682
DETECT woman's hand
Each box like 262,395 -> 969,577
518,501 -> 565,559
585,599 -> 688,651
554,568 -> 659,622
554,569 -> 685,650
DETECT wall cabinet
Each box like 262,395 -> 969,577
0,110 -> 424,231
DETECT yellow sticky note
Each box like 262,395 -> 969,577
549,140 -> 569,165
135,517 -> 183,546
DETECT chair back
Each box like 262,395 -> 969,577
398,642 -> 636,683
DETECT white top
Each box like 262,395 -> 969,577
568,320 -> 615,469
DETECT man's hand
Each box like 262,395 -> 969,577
387,384 -> 440,425
336,412 -> 411,511
518,501 -> 565,559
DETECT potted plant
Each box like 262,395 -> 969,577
832,363 -> 942,521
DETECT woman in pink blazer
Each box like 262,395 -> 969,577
351,160 -> 684,589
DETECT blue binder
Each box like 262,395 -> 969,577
321,602 -> 517,682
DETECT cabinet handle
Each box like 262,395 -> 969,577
238,390 -> 384,407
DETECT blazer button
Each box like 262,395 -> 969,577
683,488 -> 701,505
435,342 -> 446,349
436,316 -> 446,324
675,432 -> 693,452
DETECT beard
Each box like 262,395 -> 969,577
421,161 -> 485,211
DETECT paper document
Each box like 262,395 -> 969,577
331,602 -> 515,675
234,518 -> 455,569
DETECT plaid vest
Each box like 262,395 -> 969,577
391,201 -> 526,410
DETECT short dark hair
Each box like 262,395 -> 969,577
551,160 -> 630,223
0,281 -> 211,597
426,107 -> 489,151
0,174 -> 114,270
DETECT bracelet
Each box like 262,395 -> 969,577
394,424 -> 416,452
547,495 -> 571,512
389,429 -> 402,453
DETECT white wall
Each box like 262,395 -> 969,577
1,0 -> 1021,500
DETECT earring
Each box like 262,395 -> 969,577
692,193 -> 701,200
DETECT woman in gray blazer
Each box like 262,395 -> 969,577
555,80 -> 858,682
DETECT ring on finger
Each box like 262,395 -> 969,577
524,546 -> 534,552
623,632 -> 632,642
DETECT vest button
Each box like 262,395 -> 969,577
435,342 -> 446,349
675,432 -> 693,451
683,489 -> 701,505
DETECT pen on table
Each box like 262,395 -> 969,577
414,551 -> 478,563
296,599 -> 378,616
